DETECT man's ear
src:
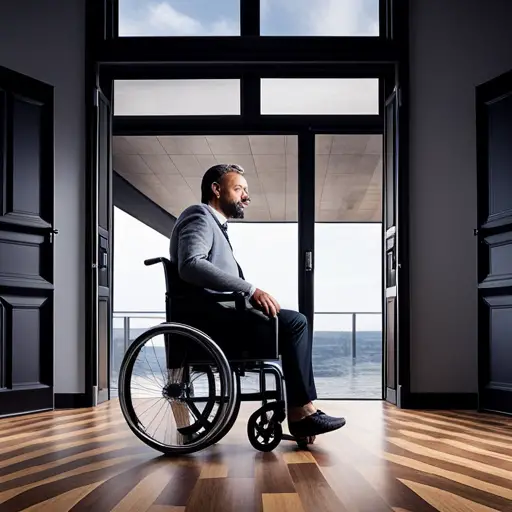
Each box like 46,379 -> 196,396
211,181 -> 221,198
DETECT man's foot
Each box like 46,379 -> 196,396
288,410 -> 346,438
287,402 -> 317,423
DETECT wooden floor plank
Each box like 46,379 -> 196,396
389,465 -> 512,512
254,452 -> 296,494
288,462 -> 347,512
148,506 -> 186,512
185,477 -> 260,512
399,478 -> 501,512
69,457 -> 175,511
0,400 -> 509,512
21,481 -> 105,512
154,463 -> 201,507
111,462 -> 176,512
262,492 -> 305,512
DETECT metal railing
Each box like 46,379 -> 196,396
314,311 -> 381,359
111,310 -> 383,398
113,311 -> 166,354
112,310 -> 381,358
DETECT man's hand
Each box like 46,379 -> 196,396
250,289 -> 281,317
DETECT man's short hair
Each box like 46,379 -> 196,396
200,163 -> 245,204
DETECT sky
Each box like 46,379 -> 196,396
113,207 -> 382,332
118,0 -> 380,37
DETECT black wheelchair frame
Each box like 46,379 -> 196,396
117,256 -> 307,455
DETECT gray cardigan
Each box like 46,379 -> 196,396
169,204 -> 254,297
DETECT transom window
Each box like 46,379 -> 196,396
117,0 -> 381,37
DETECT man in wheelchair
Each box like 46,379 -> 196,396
168,163 -> 346,441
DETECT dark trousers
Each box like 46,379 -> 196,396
174,300 -> 317,407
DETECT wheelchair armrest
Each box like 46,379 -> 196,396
206,292 -> 247,311
206,292 -> 246,302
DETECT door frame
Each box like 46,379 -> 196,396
93,62 -> 399,402
85,0 -> 411,404
108,121 -> 386,401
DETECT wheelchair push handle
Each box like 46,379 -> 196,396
144,257 -> 167,266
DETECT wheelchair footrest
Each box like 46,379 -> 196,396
282,433 -> 309,450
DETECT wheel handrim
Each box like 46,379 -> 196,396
118,322 -> 235,452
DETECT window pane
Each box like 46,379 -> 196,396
114,80 -> 241,116
112,207 -> 172,395
313,224 -> 383,399
230,224 -> 298,311
261,0 -> 380,36
118,0 -> 240,36
261,79 -> 379,115
313,313 -> 382,398
314,223 -> 382,313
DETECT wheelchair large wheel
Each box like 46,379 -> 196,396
118,322 -> 237,455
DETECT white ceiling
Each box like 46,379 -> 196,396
113,135 -> 382,222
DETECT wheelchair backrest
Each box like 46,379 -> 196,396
144,257 -> 200,320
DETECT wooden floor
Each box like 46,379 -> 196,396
0,400 -> 511,511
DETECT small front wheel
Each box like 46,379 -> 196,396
247,403 -> 284,452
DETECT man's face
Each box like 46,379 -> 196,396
215,172 -> 250,219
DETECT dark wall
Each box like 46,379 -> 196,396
409,0 -> 512,392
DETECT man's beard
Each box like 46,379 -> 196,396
223,199 -> 245,219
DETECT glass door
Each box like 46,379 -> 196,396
304,134 -> 384,399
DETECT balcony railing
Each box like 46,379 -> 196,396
111,310 -> 382,398
112,310 -> 381,357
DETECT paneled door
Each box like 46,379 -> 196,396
476,69 -> 512,415
0,65 -> 55,416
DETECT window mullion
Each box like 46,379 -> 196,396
241,0 -> 260,36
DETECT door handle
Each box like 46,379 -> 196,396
99,249 -> 108,269
305,251 -> 313,272
47,228 -> 59,244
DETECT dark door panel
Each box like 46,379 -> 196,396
0,65 -> 55,417
476,69 -> 512,415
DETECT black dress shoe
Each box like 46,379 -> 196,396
288,410 -> 346,438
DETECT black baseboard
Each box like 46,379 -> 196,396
54,393 -> 90,409
402,392 -> 478,410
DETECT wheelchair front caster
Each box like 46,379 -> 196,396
247,401 -> 285,452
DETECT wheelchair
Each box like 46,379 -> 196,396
118,256 -> 308,456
